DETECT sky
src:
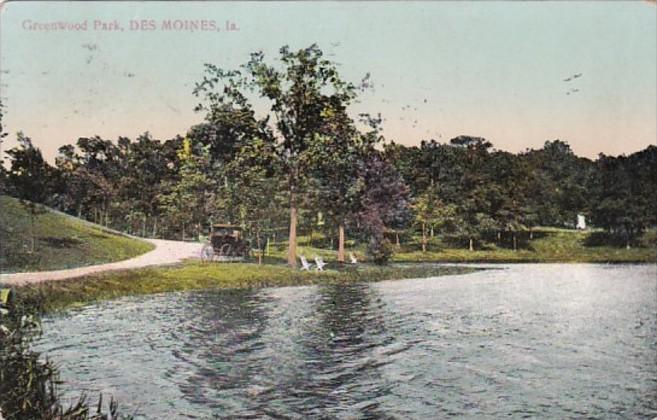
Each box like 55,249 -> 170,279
0,1 -> 655,162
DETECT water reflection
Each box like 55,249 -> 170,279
168,289 -> 272,414
280,283 -> 391,418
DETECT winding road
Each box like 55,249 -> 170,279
0,239 -> 203,286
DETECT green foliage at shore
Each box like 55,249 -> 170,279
0,195 -> 154,273
0,289 -> 132,419
8,262 -> 478,313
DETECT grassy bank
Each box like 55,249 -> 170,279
0,195 -> 154,273
264,227 -> 657,263
8,261 -> 479,313
393,228 -> 657,263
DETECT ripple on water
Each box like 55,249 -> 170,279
36,264 -> 657,419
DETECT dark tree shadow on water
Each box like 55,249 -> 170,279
167,289 -> 272,415
272,283 -> 397,419
167,286 -> 402,419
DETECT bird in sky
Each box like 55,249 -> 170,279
360,72 -> 371,89
563,73 -> 583,82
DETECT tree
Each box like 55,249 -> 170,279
590,152 -> 655,248
158,137 -> 217,241
71,136 -> 124,227
4,133 -> 56,252
485,150 -> 534,250
356,154 -> 411,263
224,138 -> 285,264
306,108 -> 377,263
194,44 -> 363,268
448,136 -> 495,251
119,133 -> 171,237
0,99 -> 8,194
413,182 -> 442,252
523,140 -> 594,227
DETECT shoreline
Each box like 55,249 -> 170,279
4,261 -> 482,314
4,259 -> 655,315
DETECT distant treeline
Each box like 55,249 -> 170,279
1,45 -> 656,264
2,133 -> 655,249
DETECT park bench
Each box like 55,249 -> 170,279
299,255 -> 313,271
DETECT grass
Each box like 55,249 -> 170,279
7,261 -> 479,313
2,197 -> 653,313
392,228 -> 656,263
266,228 -> 657,264
0,195 -> 154,273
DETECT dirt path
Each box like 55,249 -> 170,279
0,239 -> 203,286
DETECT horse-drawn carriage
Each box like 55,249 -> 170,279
200,224 -> 250,262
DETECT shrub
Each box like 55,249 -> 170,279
366,232 -> 392,264
0,288 -> 131,420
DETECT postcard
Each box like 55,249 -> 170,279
1,1 -> 656,419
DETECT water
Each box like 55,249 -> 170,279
38,264 -> 657,419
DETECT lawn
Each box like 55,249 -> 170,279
265,228 -> 657,264
0,195 -> 154,273
9,261 -> 479,313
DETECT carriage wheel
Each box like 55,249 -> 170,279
200,244 -> 215,262
219,243 -> 233,257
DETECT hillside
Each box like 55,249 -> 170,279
0,195 -> 154,273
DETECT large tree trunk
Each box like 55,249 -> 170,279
469,237 -> 474,252
152,217 -> 158,238
182,222 -> 186,241
142,216 -> 147,238
513,233 -> 517,251
287,192 -> 298,268
396,232 -> 400,247
337,223 -> 346,263
256,232 -> 262,265
421,222 -> 427,253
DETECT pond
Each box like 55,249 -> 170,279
38,264 -> 657,419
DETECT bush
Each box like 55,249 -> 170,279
0,288 -> 131,420
638,229 -> 657,248
366,233 -> 392,264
